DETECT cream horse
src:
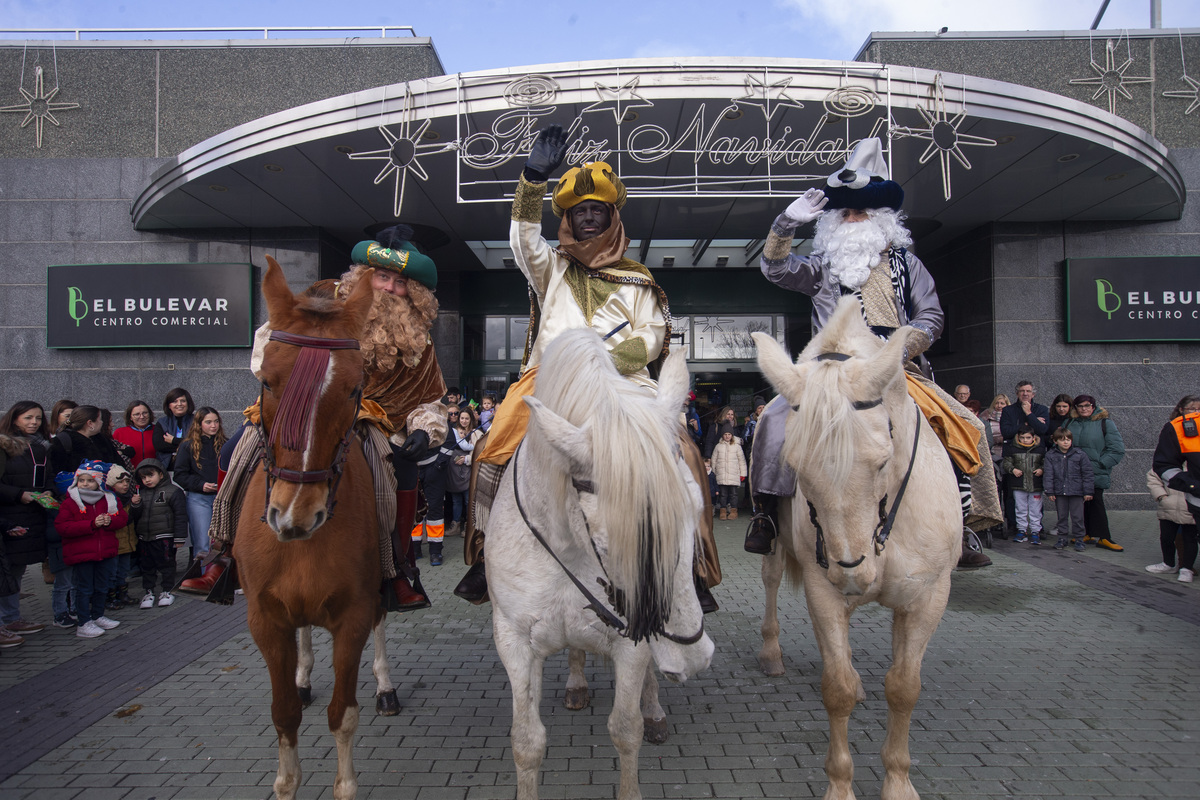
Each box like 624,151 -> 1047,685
488,328 -> 715,800
751,298 -> 961,800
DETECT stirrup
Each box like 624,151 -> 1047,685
744,512 -> 777,556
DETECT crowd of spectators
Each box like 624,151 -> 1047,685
0,389 -> 211,648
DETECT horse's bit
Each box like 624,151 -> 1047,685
509,443 -> 705,646
257,329 -> 363,522
801,352 -> 922,570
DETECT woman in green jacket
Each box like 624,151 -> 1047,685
1062,394 -> 1126,551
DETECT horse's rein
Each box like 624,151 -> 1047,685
510,444 -> 705,646
805,351 -> 922,570
257,330 -> 363,521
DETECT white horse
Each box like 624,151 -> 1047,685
751,298 -> 962,800
488,327 -> 715,800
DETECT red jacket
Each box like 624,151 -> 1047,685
114,426 -> 156,467
56,496 -> 128,566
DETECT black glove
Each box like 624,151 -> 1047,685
523,124 -> 569,183
397,429 -> 430,462
1167,471 -> 1200,497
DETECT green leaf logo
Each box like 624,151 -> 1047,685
67,286 -> 88,327
1095,279 -> 1120,320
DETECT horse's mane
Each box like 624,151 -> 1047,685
787,300 -> 888,486
531,329 -> 690,644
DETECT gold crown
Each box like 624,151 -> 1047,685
551,161 -> 627,217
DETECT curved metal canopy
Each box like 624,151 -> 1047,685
132,56 -> 1184,262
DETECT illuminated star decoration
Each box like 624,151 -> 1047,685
733,74 -> 805,122
581,76 -> 654,125
1162,74 -> 1200,116
0,65 -> 80,149
697,316 -> 734,338
347,87 -> 442,218
1069,38 -> 1153,115
890,74 -> 996,201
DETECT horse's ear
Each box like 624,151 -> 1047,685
860,325 -> 910,399
342,268 -> 375,337
261,255 -> 295,322
655,348 -> 689,418
524,396 -> 592,475
753,332 -> 804,401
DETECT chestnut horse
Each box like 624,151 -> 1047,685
236,256 -> 382,800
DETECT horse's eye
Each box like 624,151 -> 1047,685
261,381 -> 272,394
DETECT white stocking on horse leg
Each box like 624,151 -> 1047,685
332,704 -> 361,800
372,614 -> 400,715
296,626 -> 314,707
758,542 -> 786,676
610,649 -> 651,800
564,647 -> 590,710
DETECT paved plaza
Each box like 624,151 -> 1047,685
1,510 -> 1197,800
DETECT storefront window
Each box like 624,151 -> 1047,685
692,315 -> 775,360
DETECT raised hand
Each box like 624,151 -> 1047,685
780,188 -> 829,227
524,124 -> 570,182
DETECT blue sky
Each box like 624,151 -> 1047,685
2,0 -> 1197,73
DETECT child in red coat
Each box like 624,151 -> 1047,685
56,460 -> 129,638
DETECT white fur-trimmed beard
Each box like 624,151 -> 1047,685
814,208 -> 913,290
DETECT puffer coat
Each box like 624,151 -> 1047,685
711,437 -> 747,486
1061,408 -> 1125,490
1043,446 -> 1095,497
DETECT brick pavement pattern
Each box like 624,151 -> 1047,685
0,511 -> 1196,799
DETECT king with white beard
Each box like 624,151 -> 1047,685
743,138 -> 999,569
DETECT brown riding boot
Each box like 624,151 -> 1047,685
178,545 -> 233,594
387,488 -> 430,611
957,526 -> 992,569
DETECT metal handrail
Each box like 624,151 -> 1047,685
0,26 -> 418,41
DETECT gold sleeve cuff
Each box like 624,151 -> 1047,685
610,337 -> 650,376
906,327 -> 933,359
512,174 -> 546,223
763,230 -> 795,262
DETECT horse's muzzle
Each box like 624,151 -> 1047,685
836,554 -> 866,569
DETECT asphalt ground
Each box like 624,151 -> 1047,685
1,509 -> 1197,800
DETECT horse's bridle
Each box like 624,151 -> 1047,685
257,329 -> 363,522
800,351 -> 922,570
509,443 -> 705,646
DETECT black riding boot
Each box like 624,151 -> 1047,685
454,558 -> 488,602
744,493 -> 780,555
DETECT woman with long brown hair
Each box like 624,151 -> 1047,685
172,407 -> 226,562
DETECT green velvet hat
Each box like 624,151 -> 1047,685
351,229 -> 437,290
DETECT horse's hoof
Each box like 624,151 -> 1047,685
563,687 -> 590,710
643,717 -> 669,744
376,689 -> 400,716
758,656 -> 785,677
297,686 -> 313,707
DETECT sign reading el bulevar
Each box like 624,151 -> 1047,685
1065,256 -> 1200,342
47,263 -> 253,349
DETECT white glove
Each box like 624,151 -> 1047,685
778,188 -> 829,227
